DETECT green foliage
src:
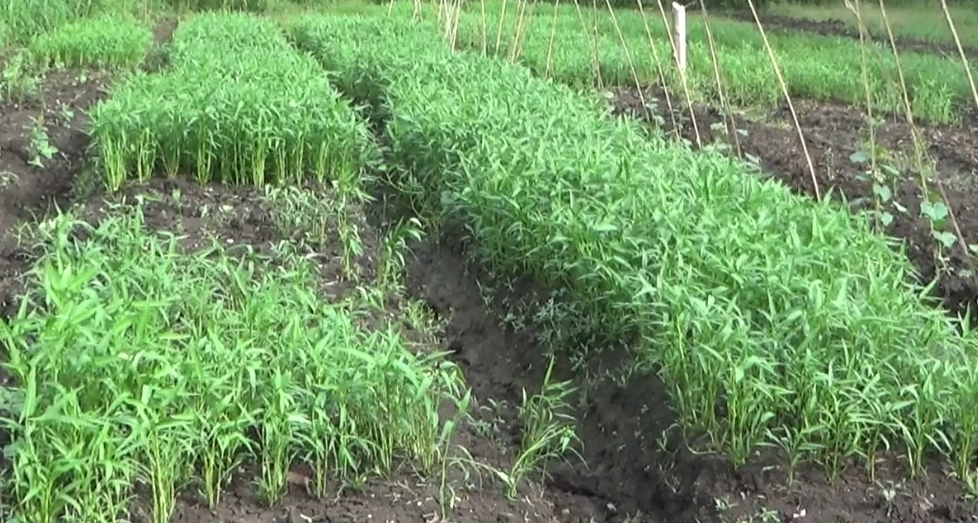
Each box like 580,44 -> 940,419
90,12 -> 376,191
0,207 -> 464,522
0,0 -> 280,42
27,15 -> 152,69
451,1 -> 971,123
0,0 -> 147,43
765,1 -> 978,47
289,14 -> 978,487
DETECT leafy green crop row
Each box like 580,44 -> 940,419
1,0 -> 120,44
27,15 -> 151,69
443,1 -> 971,123
287,14 -> 978,487
0,206 -> 465,523
90,12 -> 375,191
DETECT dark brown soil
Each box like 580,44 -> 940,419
142,16 -> 177,73
732,11 -> 978,58
151,16 -> 178,45
0,68 -> 110,315
405,238 -> 701,523
612,86 -> 978,317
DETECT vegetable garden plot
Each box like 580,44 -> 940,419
90,12 -> 375,191
287,14 -> 978,489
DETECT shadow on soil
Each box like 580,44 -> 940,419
399,232 -> 710,523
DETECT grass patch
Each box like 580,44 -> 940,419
0,0 -> 151,44
765,1 -> 978,47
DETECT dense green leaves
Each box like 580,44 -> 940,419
0,0 -> 131,44
90,12 -> 376,191
290,14 -> 978,486
0,204 -> 465,523
27,14 -> 151,69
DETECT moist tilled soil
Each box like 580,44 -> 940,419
728,12 -> 978,58
0,68 -> 110,316
613,86 -> 978,318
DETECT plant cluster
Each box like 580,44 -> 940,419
89,12 -> 376,191
1,50 -> 42,104
448,1 -> 969,123
0,0 -> 157,44
27,15 -> 152,69
289,14 -> 978,491
0,206 -> 466,523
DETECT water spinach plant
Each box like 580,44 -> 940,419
89,12 -> 376,192
0,205 -> 468,523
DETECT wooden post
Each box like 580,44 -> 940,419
672,2 -> 687,73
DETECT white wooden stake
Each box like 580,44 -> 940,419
672,2 -> 687,73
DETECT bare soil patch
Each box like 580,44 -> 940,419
151,16 -> 178,46
405,237 -> 689,523
143,16 -> 177,73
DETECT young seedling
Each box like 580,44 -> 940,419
501,358 -> 581,499
378,217 -> 423,292
27,117 -> 57,169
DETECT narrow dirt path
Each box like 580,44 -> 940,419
728,12 -> 978,59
